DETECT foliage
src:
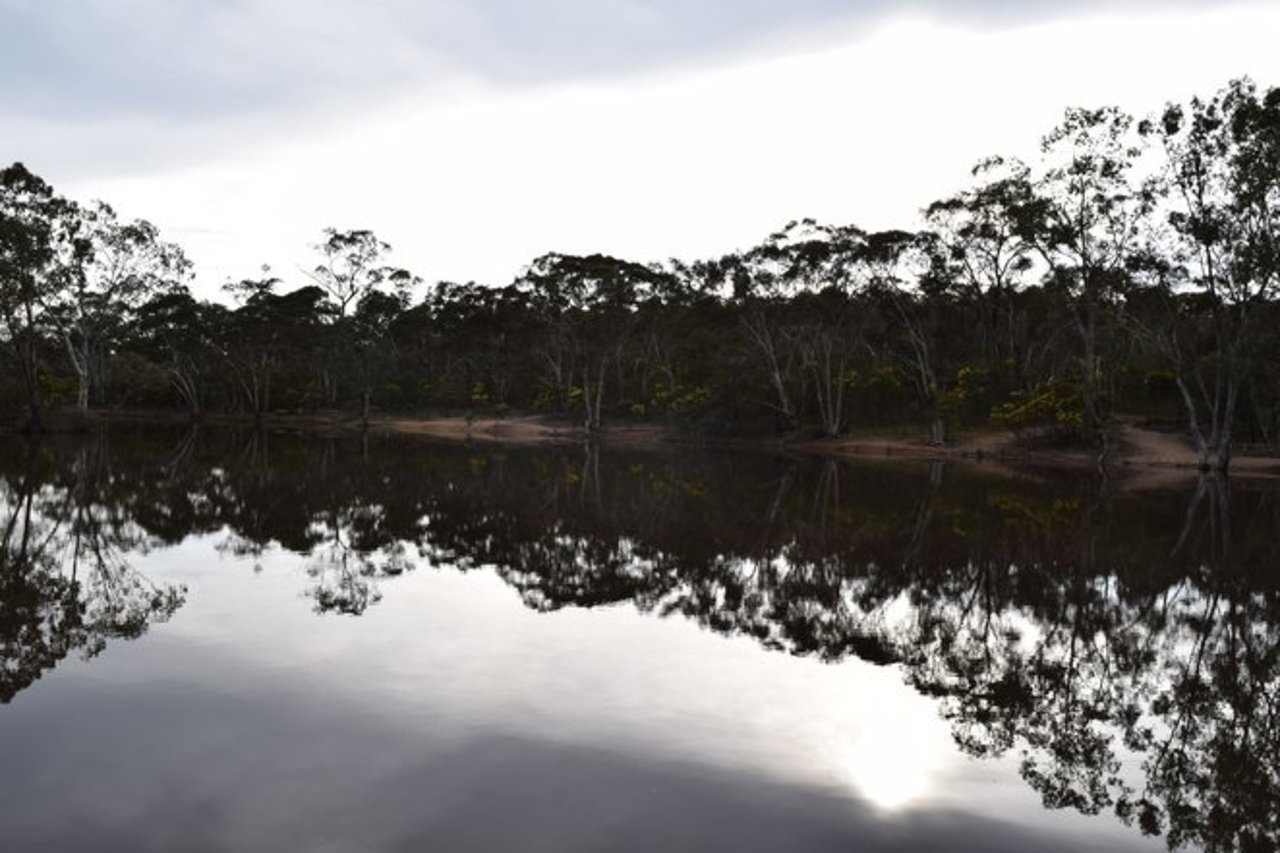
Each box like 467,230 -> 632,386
2,79 -> 1280,466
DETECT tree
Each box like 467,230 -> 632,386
131,288 -> 215,416
349,288 -> 409,425
864,229 -> 958,445
307,228 -> 418,419
0,163 -> 82,428
521,253 -> 675,433
306,228 -> 412,318
924,156 -> 1039,384
48,201 -> 190,411
729,220 -> 874,436
215,280 -> 329,422
1138,79 -> 1280,471
695,250 -> 802,429
1027,107 -> 1154,447
424,281 -> 537,413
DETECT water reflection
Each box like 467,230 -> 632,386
0,438 -> 184,703
0,427 -> 1276,851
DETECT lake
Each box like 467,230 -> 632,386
0,427 -> 1275,852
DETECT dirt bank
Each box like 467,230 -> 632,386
84,410 -> 1280,480
372,416 -> 1280,479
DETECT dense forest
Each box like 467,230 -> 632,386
4,78 -> 1280,470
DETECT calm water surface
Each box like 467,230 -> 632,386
1,428 -> 1276,852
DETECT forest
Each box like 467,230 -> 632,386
3,78 -> 1280,471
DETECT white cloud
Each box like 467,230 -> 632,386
48,3 -> 1280,297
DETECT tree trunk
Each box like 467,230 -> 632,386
740,310 -> 796,429
62,331 -> 93,413
1079,300 -> 1101,433
927,417 -> 947,447
17,332 -> 43,432
582,357 -> 607,434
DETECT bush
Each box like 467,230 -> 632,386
991,380 -> 1085,439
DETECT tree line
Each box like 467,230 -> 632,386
4,78 -> 1280,470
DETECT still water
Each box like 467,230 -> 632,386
0,428 -> 1275,852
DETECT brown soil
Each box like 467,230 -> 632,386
378,416 -> 1280,481
87,410 -> 1280,481
806,421 -> 1280,482
375,416 -> 693,449
377,415 -> 569,443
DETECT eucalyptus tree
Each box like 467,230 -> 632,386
924,156 -> 1040,386
216,279 -> 330,421
307,228 -> 417,416
131,288 -> 214,416
520,253 -> 676,433
1139,79 -> 1280,471
0,163 -> 82,427
349,288 -> 409,424
627,261 -> 729,423
306,228 -> 412,318
422,281 -> 536,411
1025,107 -> 1155,442
694,250 -> 803,428
862,229 -> 957,445
734,220 -> 871,436
48,201 -> 190,411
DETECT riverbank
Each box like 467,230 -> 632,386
38,410 -> 1280,481
373,414 -> 1280,481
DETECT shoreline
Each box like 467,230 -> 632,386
371,415 -> 1280,481
27,410 -> 1280,482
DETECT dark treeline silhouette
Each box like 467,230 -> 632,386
0,428 -> 1276,850
5,79 -> 1280,469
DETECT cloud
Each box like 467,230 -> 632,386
3,1 -> 1276,299
0,0 -> 1221,123
54,3 -> 1280,298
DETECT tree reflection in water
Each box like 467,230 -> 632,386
0,437 -> 185,703
0,427 -> 1275,851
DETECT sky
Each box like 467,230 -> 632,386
4,0 -> 1280,299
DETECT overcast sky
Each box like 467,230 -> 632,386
4,0 -> 1280,297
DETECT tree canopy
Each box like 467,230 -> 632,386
5,79 -> 1280,470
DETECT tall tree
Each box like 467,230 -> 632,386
865,229 -> 954,445
924,157 -> 1039,383
697,250 -> 802,429
1028,107 -> 1154,446
0,163 -> 82,428
49,201 -> 190,411
729,220 -> 872,436
307,228 -> 417,417
216,280 -> 329,422
521,253 -> 675,433
131,288 -> 215,416
756,220 -> 871,437
307,229 -> 412,318
1139,79 -> 1280,471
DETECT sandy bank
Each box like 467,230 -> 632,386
372,416 -> 1280,481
